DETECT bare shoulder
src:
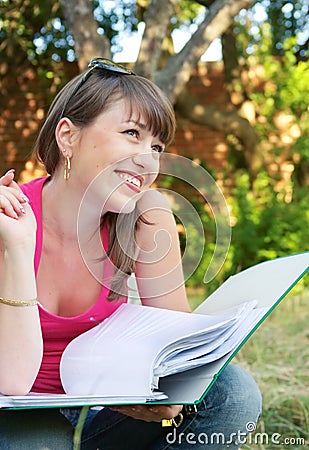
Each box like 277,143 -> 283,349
137,189 -> 172,214
136,189 -> 176,249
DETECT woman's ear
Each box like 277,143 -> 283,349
55,118 -> 78,158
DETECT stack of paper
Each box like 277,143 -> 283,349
59,301 -> 266,400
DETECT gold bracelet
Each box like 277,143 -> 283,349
0,297 -> 38,307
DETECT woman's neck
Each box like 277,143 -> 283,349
41,172 -> 103,243
41,173 -> 106,284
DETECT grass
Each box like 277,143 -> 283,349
189,290 -> 309,449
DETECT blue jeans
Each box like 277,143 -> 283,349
62,364 -> 262,450
0,365 -> 261,449
0,407 -> 73,449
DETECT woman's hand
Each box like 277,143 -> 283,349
109,404 -> 183,423
0,169 -> 29,219
0,169 -> 37,248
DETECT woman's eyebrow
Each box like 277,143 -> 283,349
123,119 -> 147,130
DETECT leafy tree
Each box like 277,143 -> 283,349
266,0 -> 309,58
0,0 -> 259,175
1,0 -> 307,177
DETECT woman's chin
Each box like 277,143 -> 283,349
105,196 -> 138,214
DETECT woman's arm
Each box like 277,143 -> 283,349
135,189 -> 191,312
113,190 -> 190,422
0,172 -> 43,395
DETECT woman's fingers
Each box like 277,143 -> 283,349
0,169 -> 29,218
109,404 -> 183,423
0,169 -> 15,185
0,189 -> 28,219
0,169 -> 26,200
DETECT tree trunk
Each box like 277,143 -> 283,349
221,27 -> 244,103
60,0 -> 111,71
135,0 -> 176,78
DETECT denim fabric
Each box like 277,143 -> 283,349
61,364 -> 262,450
0,407 -> 73,449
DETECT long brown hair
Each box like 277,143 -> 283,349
34,67 -> 176,300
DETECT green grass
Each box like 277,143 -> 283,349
189,290 -> 309,449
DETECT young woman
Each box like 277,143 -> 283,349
0,58 -> 262,449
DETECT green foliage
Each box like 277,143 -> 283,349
0,0 -> 72,66
1,0 -> 61,59
172,0 -> 205,28
228,172 -> 261,270
226,170 -> 309,292
245,36 -> 309,122
178,168 -> 309,292
267,37 -> 308,115
235,1 -> 309,129
236,0 -> 309,59
266,0 -> 309,57
232,7 -> 309,219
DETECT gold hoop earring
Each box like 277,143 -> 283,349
64,156 -> 71,180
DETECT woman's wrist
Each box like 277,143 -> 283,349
0,296 -> 38,307
3,239 -> 36,257
1,245 -> 37,301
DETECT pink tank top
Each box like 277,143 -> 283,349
21,177 -> 127,393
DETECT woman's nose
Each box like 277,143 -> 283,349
132,150 -> 160,174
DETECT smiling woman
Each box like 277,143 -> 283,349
0,57 -> 262,449
36,60 -> 175,176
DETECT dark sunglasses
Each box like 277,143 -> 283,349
59,57 -> 136,119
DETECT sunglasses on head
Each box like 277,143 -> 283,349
59,57 -> 136,119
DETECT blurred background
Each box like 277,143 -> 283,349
0,1 -> 308,447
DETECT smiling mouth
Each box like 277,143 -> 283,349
117,172 -> 143,189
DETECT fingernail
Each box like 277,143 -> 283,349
19,204 -> 26,213
21,194 -> 29,202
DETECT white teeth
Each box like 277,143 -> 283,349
118,172 -> 141,188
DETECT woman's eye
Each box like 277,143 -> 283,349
125,129 -> 139,138
151,144 -> 164,153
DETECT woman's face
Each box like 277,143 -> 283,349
70,99 -> 165,214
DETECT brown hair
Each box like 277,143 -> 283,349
34,68 -> 176,300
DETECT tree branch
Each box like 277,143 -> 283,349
135,0 -> 176,78
155,0 -> 255,102
175,87 -> 262,172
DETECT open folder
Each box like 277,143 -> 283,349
1,252 -> 308,409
